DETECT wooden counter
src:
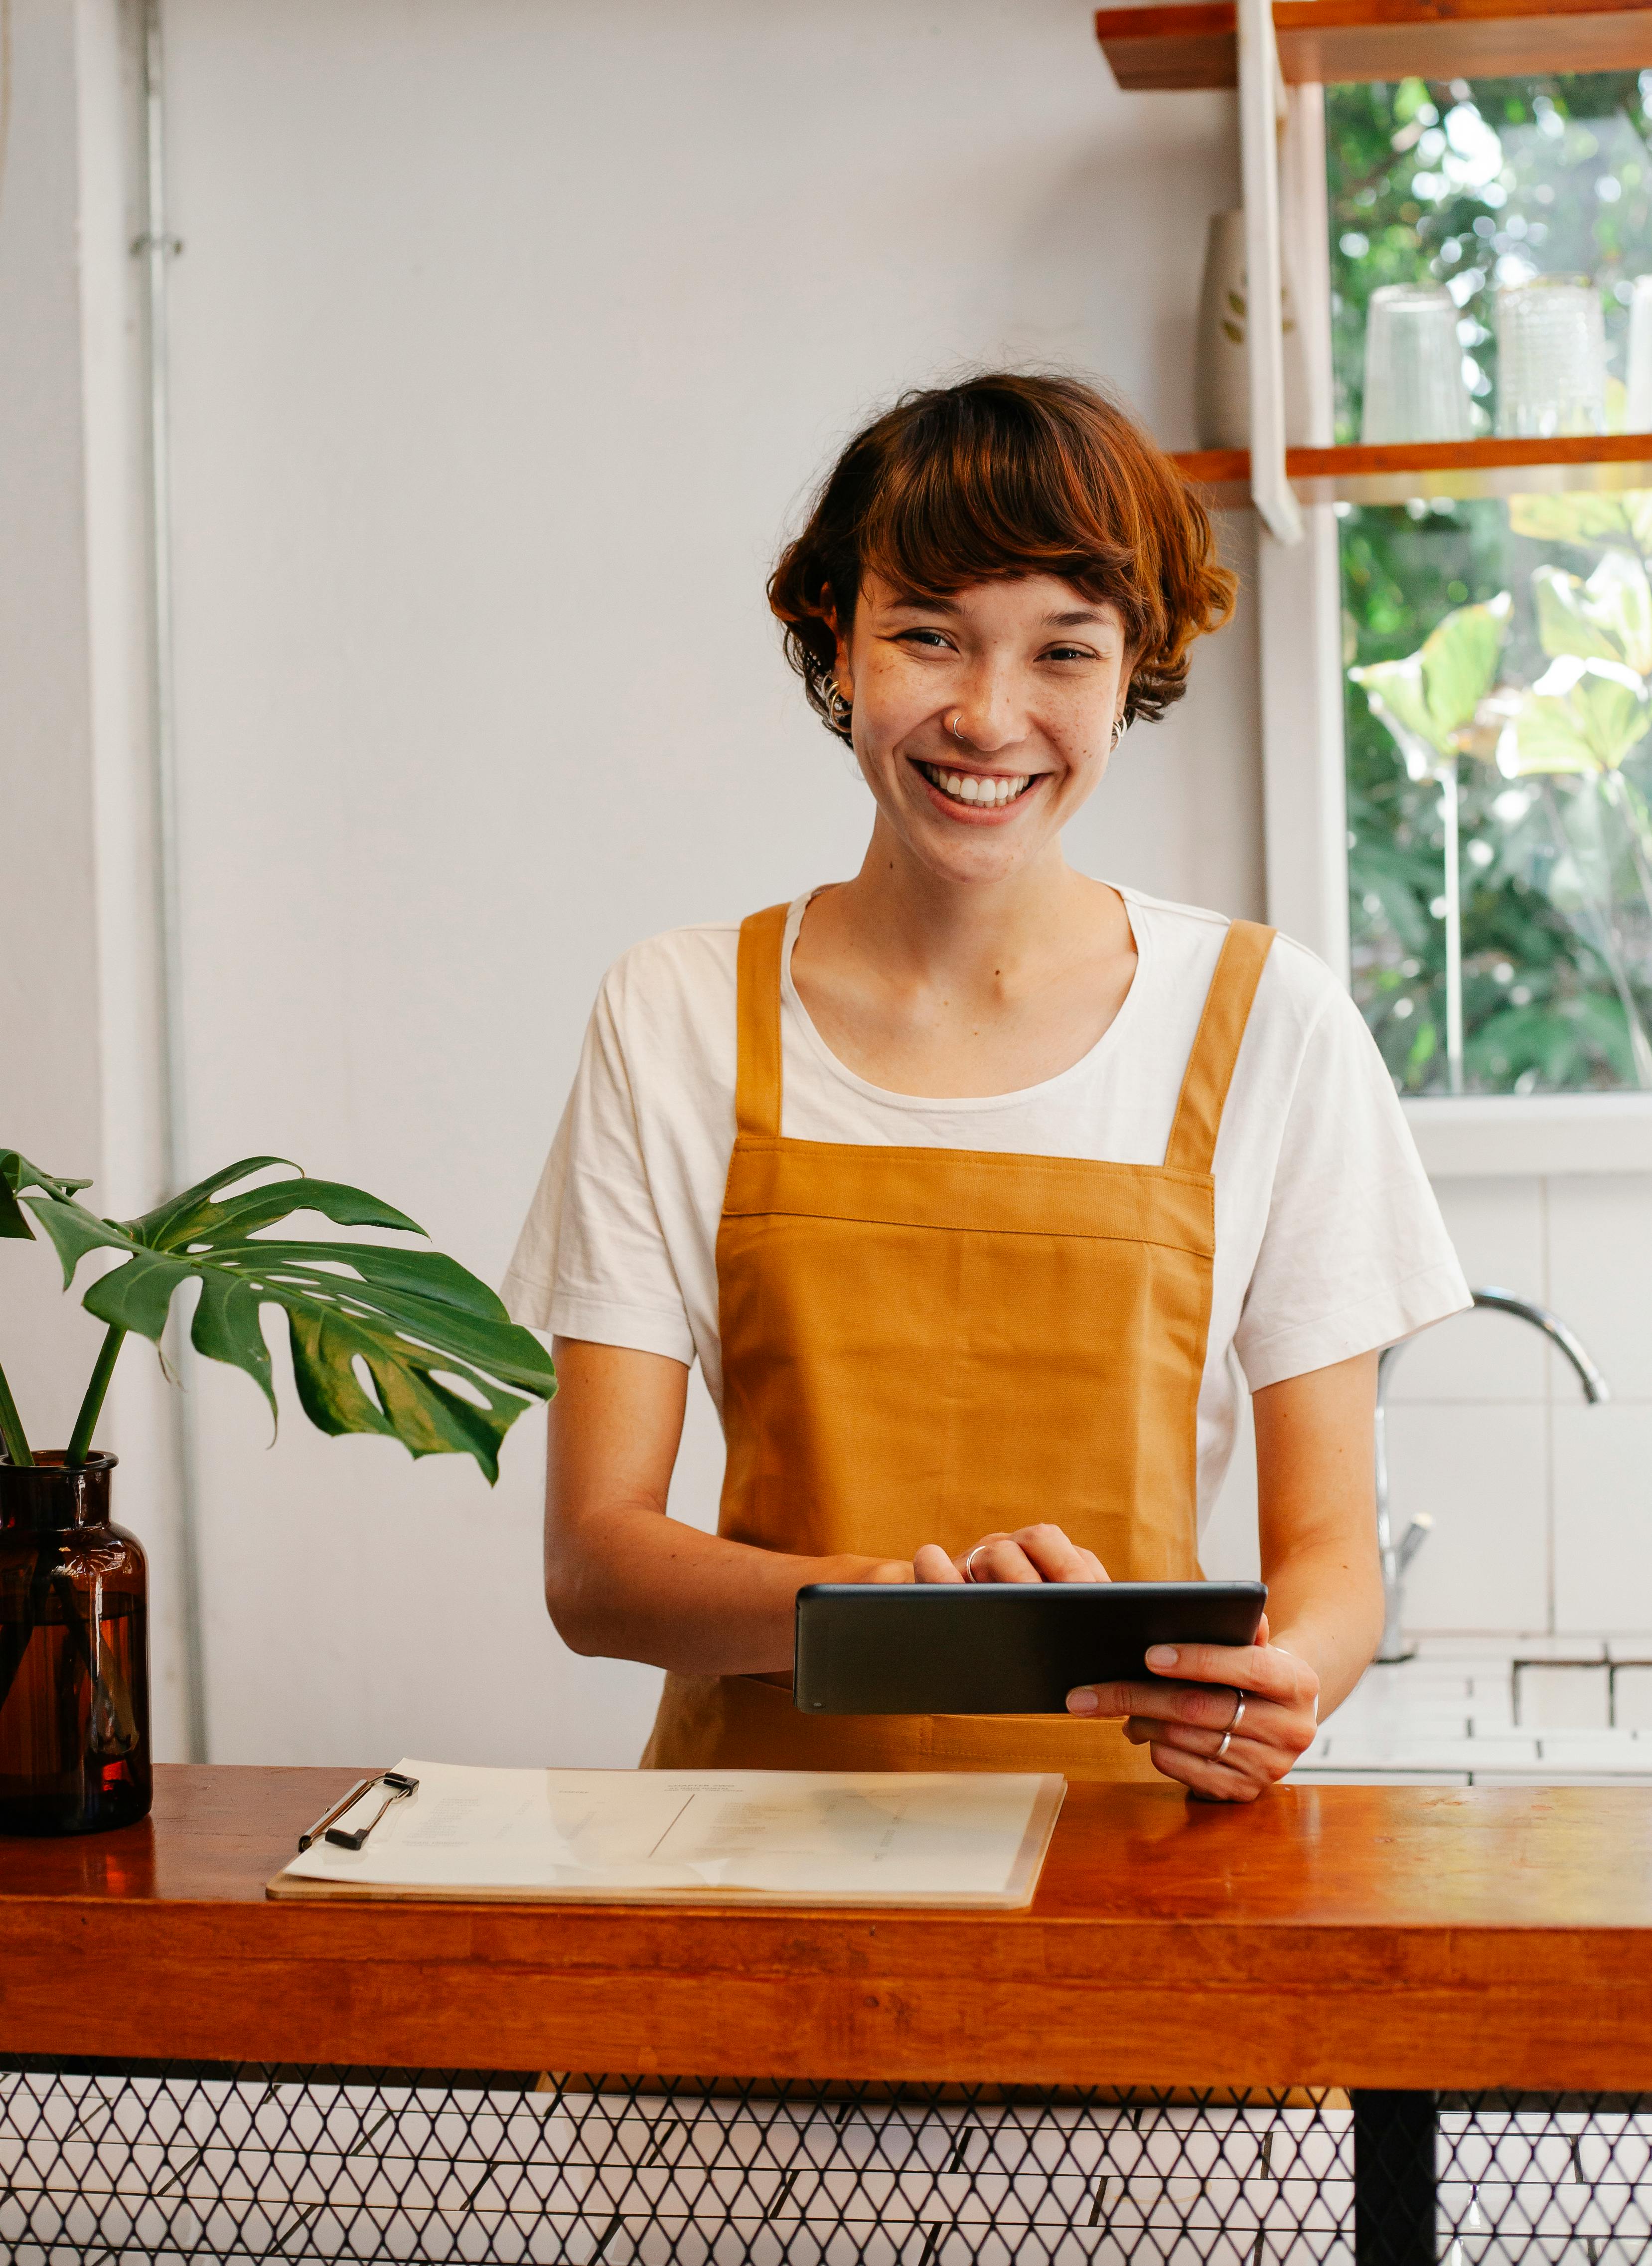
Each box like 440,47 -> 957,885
2,1767 -> 1651,2091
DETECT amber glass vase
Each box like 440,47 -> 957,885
0,1453 -> 151,1835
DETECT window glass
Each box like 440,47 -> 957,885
1331,75 -> 1652,1092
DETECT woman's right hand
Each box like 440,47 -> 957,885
912,1524 -> 1108,1585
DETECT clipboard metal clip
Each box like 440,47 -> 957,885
298,1770 -> 419,1853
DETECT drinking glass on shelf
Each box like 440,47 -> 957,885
1496,277 -> 1606,438
1626,275 -> 1652,432
1360,284 -> 1474,444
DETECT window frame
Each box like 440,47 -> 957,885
1266,81 -> 1652,1172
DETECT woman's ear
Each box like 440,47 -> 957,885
825,608 -> 853,698
1115,654 -> 1138,732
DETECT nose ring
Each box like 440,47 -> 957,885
949,712 -> 965,741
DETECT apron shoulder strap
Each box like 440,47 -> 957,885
734,902 -> 792,1138
1163,918 -> 1276,1176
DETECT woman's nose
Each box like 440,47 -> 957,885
949,674 -> 1022,752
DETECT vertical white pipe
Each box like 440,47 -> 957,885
139,0 -> 207,1762
1236,0 -> 1303,547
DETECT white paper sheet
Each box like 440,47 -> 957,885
271,1759 -> 1064,1906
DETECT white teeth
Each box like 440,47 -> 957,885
921,764 -> 1032,809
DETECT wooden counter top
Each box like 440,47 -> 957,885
2,1767 -> 1650,2090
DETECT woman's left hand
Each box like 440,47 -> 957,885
1065,1614 -> 1320,1802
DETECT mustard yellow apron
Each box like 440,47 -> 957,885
643,900 -> 1274,1780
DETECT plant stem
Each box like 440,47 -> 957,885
1602,766 -> 1652,927
66,1325 -> 127,1466
1439,758 -> 1464,1096
0,1356 -> 32,1466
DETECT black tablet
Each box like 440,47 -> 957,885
792,1581 -> 1267,1716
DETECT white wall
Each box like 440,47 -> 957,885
120,0 -> 1258,1767
0,0 -> 108,1452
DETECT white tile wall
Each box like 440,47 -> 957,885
1384,1401 -> 1550,1631
1553,1403 -> 1652,1635
1368,1169 -> 1652,1641
1547,1176 -> 1652,1402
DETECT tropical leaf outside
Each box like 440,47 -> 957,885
1348,652 -> 1439,777
1534,553 -> 1652,677
1508,491 -> 1636,549
1504,488 -> 1652,557
1494,663 -> 1652,780
1464,990 -> 1639,1089
1417,594 -> 1512,739
1351,594 -> 1511,777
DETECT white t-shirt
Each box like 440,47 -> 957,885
503,887 -> 1470,1528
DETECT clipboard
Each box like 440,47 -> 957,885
267,1759 -> 1066,1909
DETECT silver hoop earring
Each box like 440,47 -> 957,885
821,676 -> 854,737
1110,715 -> 1128,751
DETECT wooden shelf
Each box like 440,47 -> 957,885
1175,431 -> 1652,502
1096,0 -> 1652,91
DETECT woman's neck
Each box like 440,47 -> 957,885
821,826 -> 1125,997
791,826 -> 1139,1101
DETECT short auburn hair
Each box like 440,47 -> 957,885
768,371 -> 1236,740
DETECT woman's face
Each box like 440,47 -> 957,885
834,572 -> 1132,886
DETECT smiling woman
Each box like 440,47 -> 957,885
504,372 -> 1471,1802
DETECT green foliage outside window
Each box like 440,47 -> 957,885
1330,72 -> 1652,1093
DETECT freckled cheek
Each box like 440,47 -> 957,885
855,676 -> 933,747
871,715 -> 944,775
1048,741 -> 1107,792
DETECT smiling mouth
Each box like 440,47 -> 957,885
917,762 -> 1035,809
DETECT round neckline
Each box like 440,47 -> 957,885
779,885 -> 1151,1114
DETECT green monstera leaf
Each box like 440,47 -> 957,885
1534,552 -> 1652,678
1507,489 -> 1652,556
22,1157 -> 554,1482
1494,659 -> 1652,779
1351,593 -> 1511,778
0,1152 -> 92,1242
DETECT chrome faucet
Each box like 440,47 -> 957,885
1374,1287 -> 1610,1663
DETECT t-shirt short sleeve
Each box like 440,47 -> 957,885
501,963 -> 698,1366
1229,973 -> 1470,1392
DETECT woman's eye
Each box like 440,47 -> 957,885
894,628 -> 954,651
1044,644 -> 1099,664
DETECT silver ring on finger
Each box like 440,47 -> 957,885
1216,1730 -> 1233,1759
965,1545 -> 989,1584
1228,1693 -> 1246,1733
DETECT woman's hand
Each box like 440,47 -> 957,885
1066,1613 -> 1320,1801
912,1524 -> 1108,1584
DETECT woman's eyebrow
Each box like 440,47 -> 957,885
1044,609 -> 1109,628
